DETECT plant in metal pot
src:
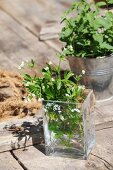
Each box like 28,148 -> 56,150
22,58 -> 95,159
60,0 -> 113,100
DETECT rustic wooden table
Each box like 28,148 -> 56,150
0,0 -> 113,169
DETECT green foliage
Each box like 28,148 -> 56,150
23,59 -> 85,103
60,0 -> 113,58
44,101 -> 83,147
23,59 -> 85,147
96,0 -> 113,8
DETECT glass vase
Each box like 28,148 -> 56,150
42,90 -> 95,159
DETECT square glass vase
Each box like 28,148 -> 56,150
42,90 -> 95,159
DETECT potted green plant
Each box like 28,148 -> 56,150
22,59 -> 95,159
60,0 -> 113,101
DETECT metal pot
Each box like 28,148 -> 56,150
68,55 -> 113,101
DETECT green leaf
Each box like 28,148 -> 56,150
100,42 -> 113,50
64,72 -> 74,80
43,72 -> 51,80
97,17 -> 111,29
93,34 -> 103,43
97,17 -> 106,27
44,87 -> 54,99
96,2 -> 106,7
87,13 -> 94,25
106,12 -> 113,21
28,59 -> 35,68
108,0 -> 113,4
93,19 -> 101,29
63,28 -> 73,37
24,74 -> 32,81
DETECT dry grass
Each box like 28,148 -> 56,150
0,70 -> 42,121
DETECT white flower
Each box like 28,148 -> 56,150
18,66 -> 21,70
18,61 -> 25,69
64,47 -> 66,51
25,82 -> 31,87
46,103 -> 52,107
38,98 -> 44,102
42,86 -> 45,90
97,56 -> 106,59
51,78 -> 55,81
65,94 -> 69,97
78,85 -> 85,90
71,108 -> 80,113
53,104 -> 60,111
69,45 -> 73,51
48,61 -> 52,65
58,110 -> 62,113
32,93 -> 35,97
82,70 -> 85,75
44,66 -> 49,71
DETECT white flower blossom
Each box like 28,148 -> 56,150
63,47 -> 67,51
51,78 -> 55,81
58,110 -> 62,113
18,66 -> 21,70
71,108 -> 80,113
82,70 -> 85,75
97,56 -> 106,59
38,98 -> 44,102
44,66 -> 49,71
46,103 -> 52,107
53,104 -> 60,111
65,94 -> 69,97
25,82 -> 31,87
78,85 -> 85,90
42,86 -> 45,90
18,61 -> 25,69
32,93 -> 35,97
48,61 -> 52,65
69,45 -> 73,51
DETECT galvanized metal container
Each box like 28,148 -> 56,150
68,55 -> 113,101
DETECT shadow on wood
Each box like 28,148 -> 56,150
4,117 -> 44,151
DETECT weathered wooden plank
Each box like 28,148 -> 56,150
0,152 -> 23,170
39,23 -> 63,41
0,111 -> 43,153
0,52 -> 18,71
91,127 -> 113,168
95,99 -> 113,130
12,146 -> 108,170
13,146 -> 86,170
0,0 -> 64,52
0,0 -> 63,35
53,0 -> 73,8
0,9 -> 69,71
12,128 -> 113,170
